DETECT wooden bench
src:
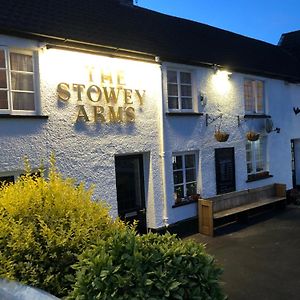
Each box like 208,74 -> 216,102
198,183 -> 286,236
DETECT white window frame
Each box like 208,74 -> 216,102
0,47 -> 37,115
246,137 -> 267,175
166,69 -> 195,112
172,152 -> 198,203
244,79 -> 265,114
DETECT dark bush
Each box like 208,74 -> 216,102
70,229 -> 225,300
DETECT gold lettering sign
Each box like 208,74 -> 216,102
57,67 -> 146,124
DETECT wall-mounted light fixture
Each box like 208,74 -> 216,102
212,65 -> 232,94
199,91 -> 207,106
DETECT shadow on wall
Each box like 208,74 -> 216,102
0,118 -> 48,136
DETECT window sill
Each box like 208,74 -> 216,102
244,114 -> 271,119
172,198 -> 198,208
0,115 -> 48,119
246,172 -> 273,182
166,112 -> 203,116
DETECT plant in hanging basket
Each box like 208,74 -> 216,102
214,130 -> 229,142
246,131 -> 260,141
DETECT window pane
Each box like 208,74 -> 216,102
180,72 -> 191,84
246,151 -> 252,162
168,97 -> 179,109
173,155 -> 183,170
247,163 -> 253,174
186,182 -> 197,196
244,79 -> 254,112
168,83 -> 178,96
0,70 -> 7,88
0,90 -> 8,109
167,70 -> 177,83
186,169 -> 196,182
256,80 -> 264,112
11,73 -> 34,91
10,53 -> 33,72
256,161 -> 264,172
181,85 -> 192,97
173,170 -> 183,184
181,97 -> 192,109
12,92 -> 35,111
0,50 -> 6,68
174,185 -> 184,200
185,154 -> 196,168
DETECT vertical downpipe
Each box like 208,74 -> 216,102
159,64 -> 169,228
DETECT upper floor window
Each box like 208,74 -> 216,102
0,48 -> 37,115
244,79 -> 264,114
172,152 -> 198,204
167,70 -> 193,111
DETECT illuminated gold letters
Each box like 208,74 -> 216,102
101,71 -> 113,85
73,84 -> 85,101
57,67 -> 146,124
103,87 -> 121,104
57,83 -> 71,101
94,106 -> 106,123
87,85 -> 102,102
124,89 -> 133,104
135,89 -> 145,105
76,105 -> 89,122
125,107 -> 135,122
117,71 -> 126,86
108,106 -> 123,123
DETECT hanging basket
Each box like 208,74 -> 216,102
246,131 -> 260,141
214,130 -> 229,142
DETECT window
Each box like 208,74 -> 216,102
244,79 -> 264,114
0,48 -> 36,114
172,153 -> 197,203
246,138 -> 267,175
167,70 -> 193,111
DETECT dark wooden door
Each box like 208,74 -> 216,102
215,148 -> 236,194
115,155 -> 147,233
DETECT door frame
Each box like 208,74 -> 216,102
115,153 -> 147,232
215,147 -> 236,195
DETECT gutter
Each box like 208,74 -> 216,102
0,28 -> 158,64
1,28 -> 300,83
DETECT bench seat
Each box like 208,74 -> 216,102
214,196 -> 286,219
198,183 -> 286,236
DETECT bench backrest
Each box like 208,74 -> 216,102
209,183 -> 285,213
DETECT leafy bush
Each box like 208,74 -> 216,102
70,230 -> 225,300
0,158 -> 126,298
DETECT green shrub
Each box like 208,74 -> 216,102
70,230 -> 225,300
0,158 -> 126,298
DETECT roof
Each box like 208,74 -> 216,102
279,30 -> 300,61
1,0 -> 300,82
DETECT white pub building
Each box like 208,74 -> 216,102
1,0 -> 300,234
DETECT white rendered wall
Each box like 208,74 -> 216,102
162,62 -> 300,225
0,35 -> 165,229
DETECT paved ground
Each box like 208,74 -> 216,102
187,205 -> 300,300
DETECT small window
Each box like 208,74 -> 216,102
167,70 -> 193,111
246,138 -> 267,175
172,153 -> 197,203
0,48 -> 37,115
244,79 -> 264,114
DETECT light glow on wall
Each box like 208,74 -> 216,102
40,48 -> 160,124
212,70 -> 232,94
